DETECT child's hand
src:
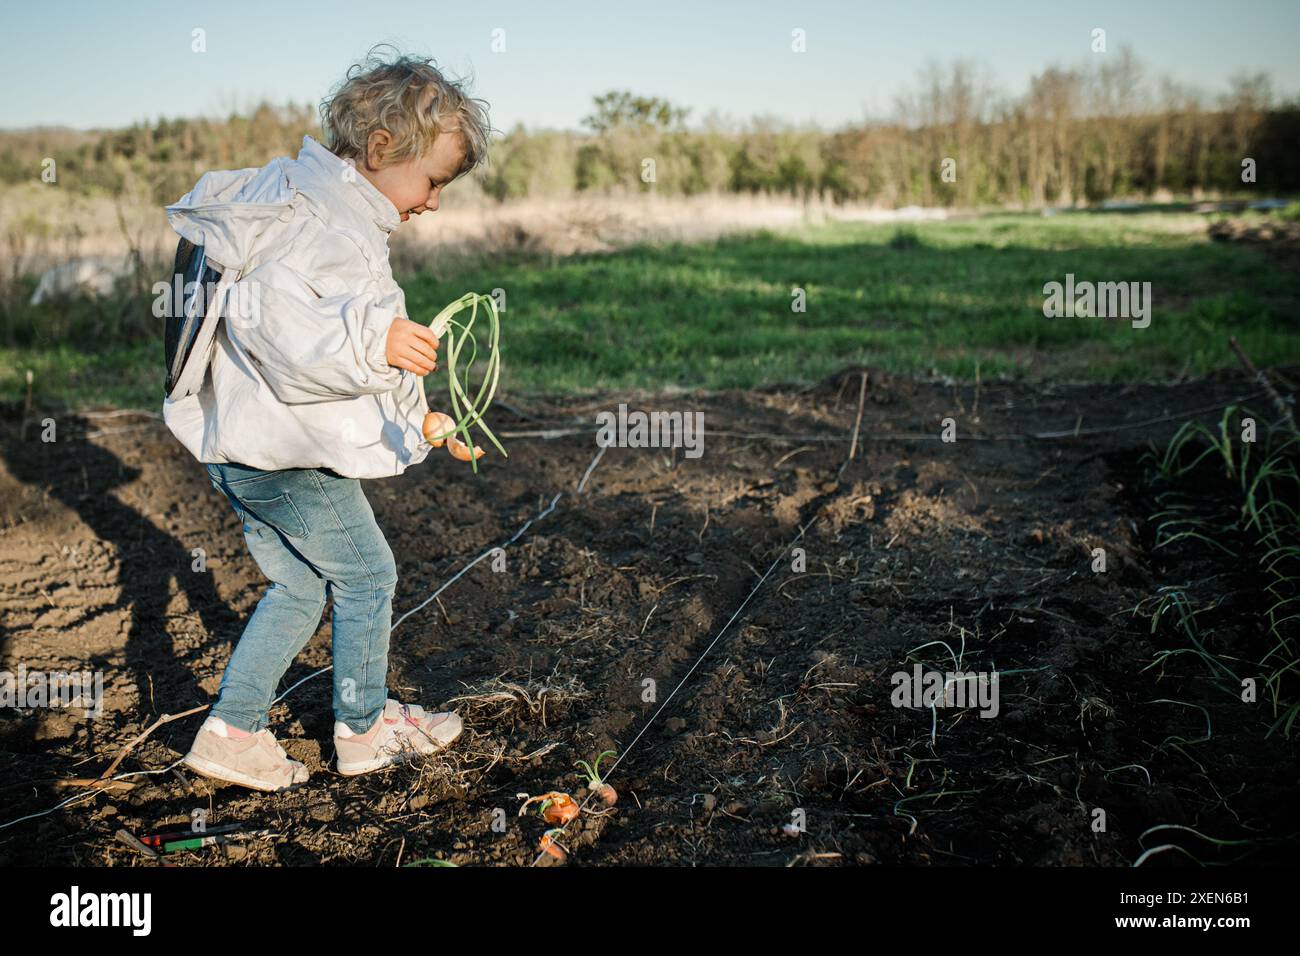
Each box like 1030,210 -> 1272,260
385,317 -> 440,375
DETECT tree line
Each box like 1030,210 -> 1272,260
2,49 -> 1296,207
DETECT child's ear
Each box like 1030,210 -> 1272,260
365,130 -> 393,171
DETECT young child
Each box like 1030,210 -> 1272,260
162,49 -> 493,791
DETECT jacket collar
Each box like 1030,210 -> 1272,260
292,136 -> 401,235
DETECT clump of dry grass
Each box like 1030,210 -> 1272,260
445,673 -> 589,728
407,727 -> 510,799
409,728 -> 564,802
530,617 -> 609,647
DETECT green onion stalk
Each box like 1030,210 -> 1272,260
424,291 -> 507,474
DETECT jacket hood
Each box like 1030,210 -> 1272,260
286,136 -> 402,237
164,137 -> 401,275
164,158 -> 294,274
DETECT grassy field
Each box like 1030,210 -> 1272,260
2,209 -> 1297,411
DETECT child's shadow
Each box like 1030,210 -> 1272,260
0,411 -> 234,721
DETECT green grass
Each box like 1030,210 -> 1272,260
3,211 -> 1298,411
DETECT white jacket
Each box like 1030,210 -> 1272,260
161,136 -> 434,479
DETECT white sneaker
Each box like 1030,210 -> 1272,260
182,715 -> 309,792
333,699 -> 463,776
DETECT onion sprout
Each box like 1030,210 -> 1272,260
424,292 -> 508,474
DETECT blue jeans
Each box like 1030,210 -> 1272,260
204,461 -> 397,735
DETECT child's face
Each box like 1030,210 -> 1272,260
360,128 -> 468,222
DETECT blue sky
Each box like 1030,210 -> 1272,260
1,0 -> 1297,131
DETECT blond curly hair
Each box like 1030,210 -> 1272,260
320,45 -> 492,176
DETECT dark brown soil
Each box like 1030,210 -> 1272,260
1209,216 -> 1300,249
1,368 -> 1296,867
